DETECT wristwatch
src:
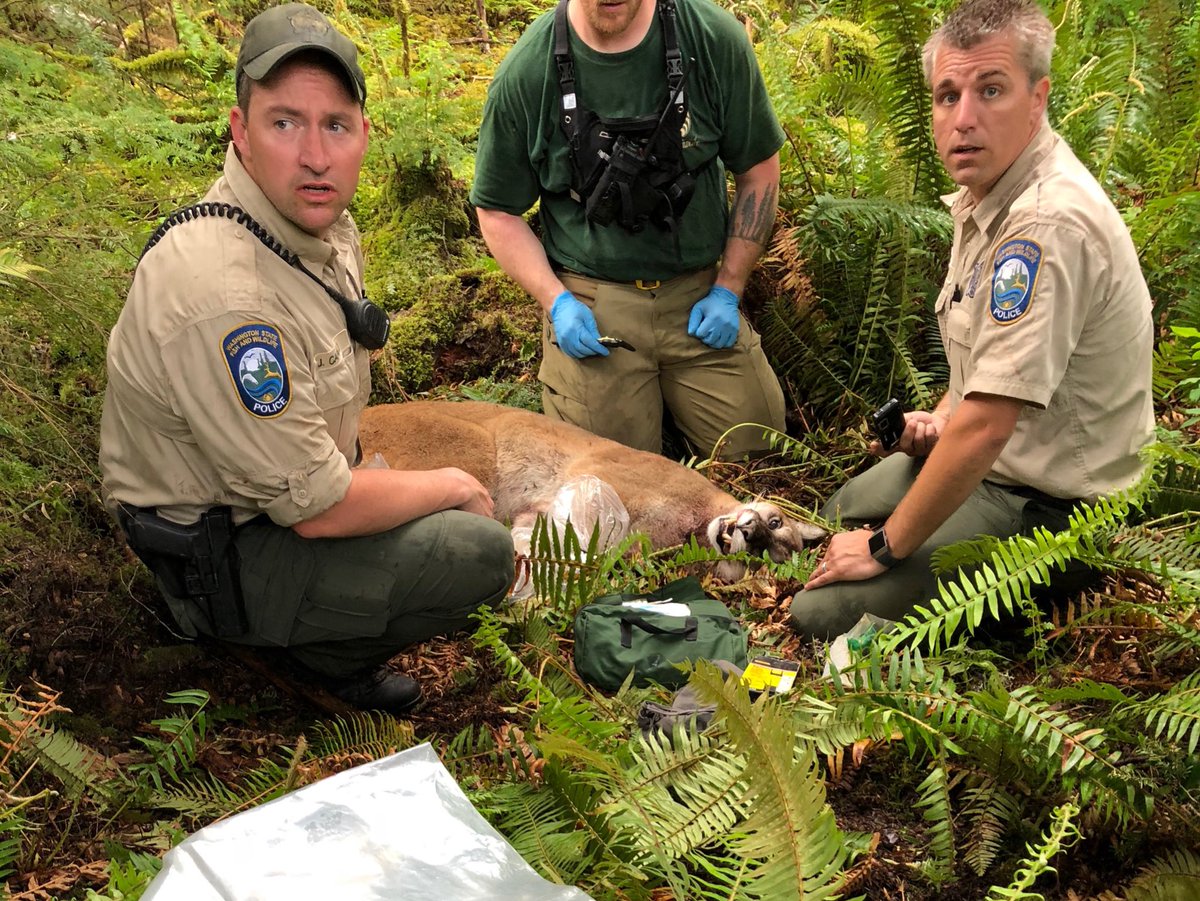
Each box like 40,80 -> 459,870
868,525 -> 901,568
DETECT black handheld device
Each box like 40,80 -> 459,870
871,398 -> 906,451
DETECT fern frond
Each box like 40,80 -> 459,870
960,776 -> 1022,877
439,723 -> 503,787
1127,670 -> 1200,755
129,689 -> 211,793
860,0 -> 950,202
112,48 -> 196,77
690,662 -> 850,900
528,514 -> 604,617
306,711 -> 416,761
915,761 -> 955,883
825,646 -> 977,759
610,728 -> 750,860
0,812 -> 24,882
998,687 -> 1150,821
1123,847 -> 1200,901
531,731 -> 697,895
1,685 -> 120,804
984,802 -> 1081,900
1142,440 -> 1200,521
486,776 -> 599,885
891,527 -> 1074,656
1002,687 -> 1108,777
896,475 -> 1156,656
150,769 -> 243,820
760,194 -> 951,425
472,607 -> 626,747
0,246 -> 46,286
802,196 -> 954,250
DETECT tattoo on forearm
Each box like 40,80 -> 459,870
729,183 -> 778,245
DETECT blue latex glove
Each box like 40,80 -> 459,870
687,285 -> 741,349
550,291 -> 609,359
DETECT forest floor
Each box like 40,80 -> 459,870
1,453 -> 1160,901
6,336 -> 1194,900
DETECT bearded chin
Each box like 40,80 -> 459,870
587,0 -> 640,36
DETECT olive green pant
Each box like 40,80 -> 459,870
161,511 -> 514,679
539,269 -> 787,459
789,454 -> 1083,639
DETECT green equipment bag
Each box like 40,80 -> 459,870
572,577 -> 749,691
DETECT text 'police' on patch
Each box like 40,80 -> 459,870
990,238 -> 1042,325
222,322 -> 291,418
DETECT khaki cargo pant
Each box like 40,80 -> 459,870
539,268 -> 787,459
161,510 -> 514,679
789,454 -> 1089,639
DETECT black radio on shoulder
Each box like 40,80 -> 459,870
870,398 -> 906,451
337,295 -> 391,351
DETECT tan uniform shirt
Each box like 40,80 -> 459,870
101,145 -> 370,526
936,124 -> 1154,502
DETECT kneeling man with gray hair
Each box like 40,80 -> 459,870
791,0 -> 1153,637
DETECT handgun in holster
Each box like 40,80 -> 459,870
116,504 -> 248,638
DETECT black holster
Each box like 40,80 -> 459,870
116,504 -> 248,638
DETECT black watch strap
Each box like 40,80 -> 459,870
868,525 -> 901,568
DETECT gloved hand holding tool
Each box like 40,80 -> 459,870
687,285 -> 741,349
550,291 -> 610,359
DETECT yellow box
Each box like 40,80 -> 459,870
740,656 -> 800,695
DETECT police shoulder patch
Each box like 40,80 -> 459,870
990,237 -> 1042,325
222,323 -> 291,418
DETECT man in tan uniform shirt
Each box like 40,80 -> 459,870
101,3 -> 513,714
791,0 -> 1154,637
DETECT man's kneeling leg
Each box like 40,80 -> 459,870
236,512 -> 513,714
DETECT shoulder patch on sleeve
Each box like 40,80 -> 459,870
990,237 -> 1042,325
222,323 -> 291,418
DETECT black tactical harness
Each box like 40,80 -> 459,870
554,0 -> 703,234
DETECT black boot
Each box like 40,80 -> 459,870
327,667 -> 423,716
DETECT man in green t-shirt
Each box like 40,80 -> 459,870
471,0 -> 787,458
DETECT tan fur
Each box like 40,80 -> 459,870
358,401 -> 824,572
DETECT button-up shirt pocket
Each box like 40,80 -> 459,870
312,329 -> 358,412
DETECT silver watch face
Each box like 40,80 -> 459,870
869,527 -> 886,557
869,526 -> 896,564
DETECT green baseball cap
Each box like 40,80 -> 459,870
236,3 -> 366,104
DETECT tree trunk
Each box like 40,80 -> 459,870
475,0 -> 490,54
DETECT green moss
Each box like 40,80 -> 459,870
360,159 -> 477,302
370,267 -> 542,399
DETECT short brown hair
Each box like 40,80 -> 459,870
923,0 -> 1056,87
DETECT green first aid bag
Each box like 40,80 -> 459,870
572,577 -> 748,691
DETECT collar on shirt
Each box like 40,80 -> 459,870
221,143 -> 355,275
941,122 -> 1058,233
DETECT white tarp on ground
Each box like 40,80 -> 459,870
142,742 -> 594,901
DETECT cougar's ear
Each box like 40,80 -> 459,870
796,521 -> 827,544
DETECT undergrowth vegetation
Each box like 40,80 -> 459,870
1,0 -> 1198,898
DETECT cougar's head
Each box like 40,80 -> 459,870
706,502 -> 826,581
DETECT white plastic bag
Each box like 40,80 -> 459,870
547,475 -> 630,551
508,476 -> 630,600
142,743 -> 593,901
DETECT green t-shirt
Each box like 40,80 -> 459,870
470,0 -> 785,282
